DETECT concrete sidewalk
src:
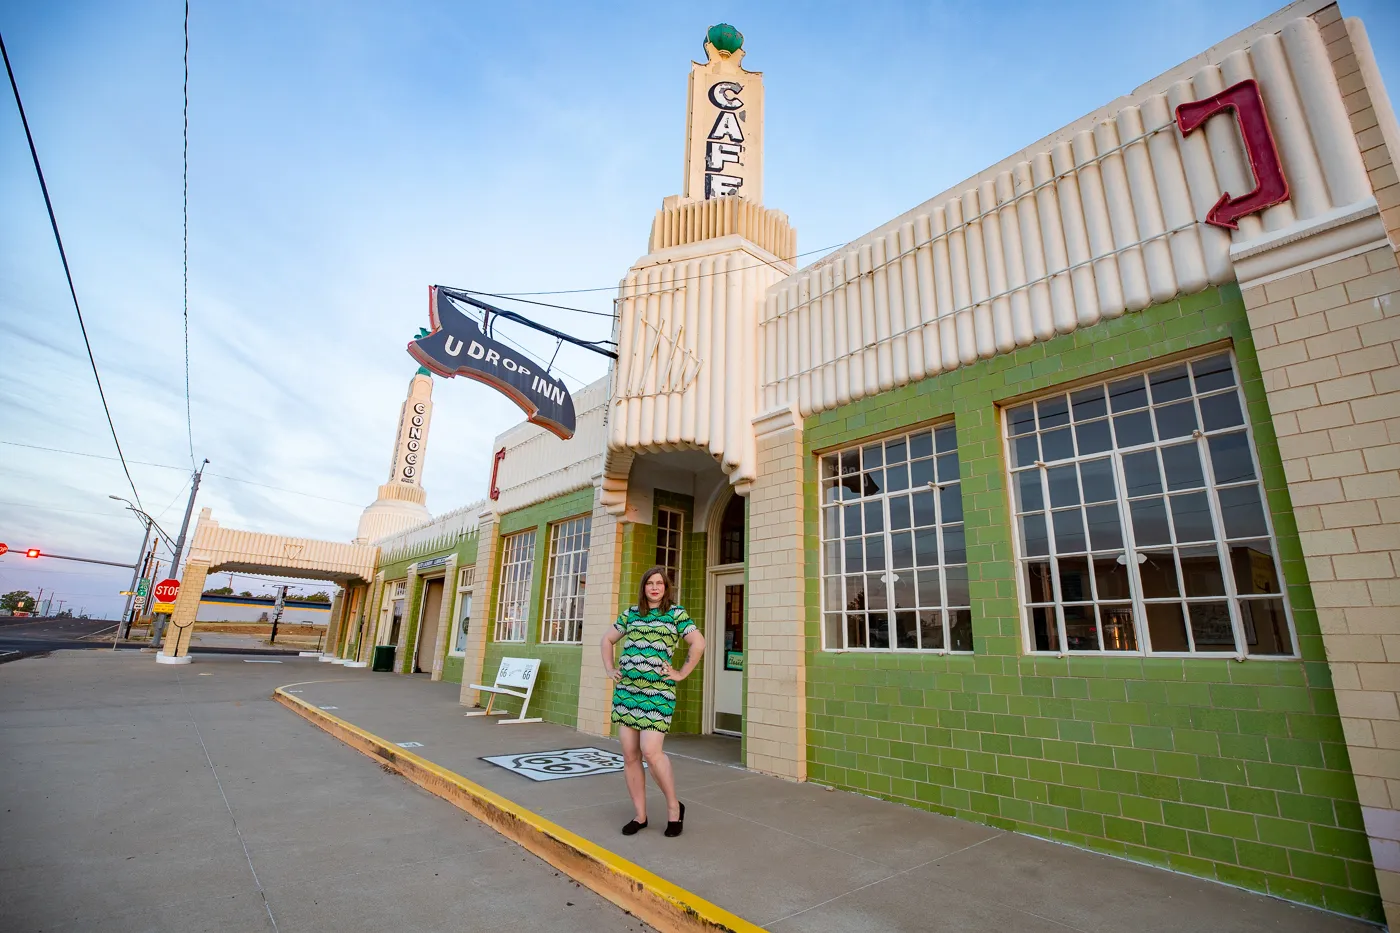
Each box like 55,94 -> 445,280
283,668 -> 1376,933
0,652 -> 652,933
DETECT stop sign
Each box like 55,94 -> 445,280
153,578 -> 181,603
0,543 -> 8,555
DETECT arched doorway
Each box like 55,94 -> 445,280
704,491 -> 746,735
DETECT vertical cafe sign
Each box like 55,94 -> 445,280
704,81 -> 745,198
684,24 -> 763,205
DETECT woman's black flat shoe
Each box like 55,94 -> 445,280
622,818 -> 648,836
664,802 -> 686,838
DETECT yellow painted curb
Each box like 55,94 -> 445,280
274,687 -> 766,933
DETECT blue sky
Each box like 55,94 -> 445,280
2,1 -> 1397,617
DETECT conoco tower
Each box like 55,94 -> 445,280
354,365 -> 434,543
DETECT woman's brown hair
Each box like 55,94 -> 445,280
637,565 -> 674,615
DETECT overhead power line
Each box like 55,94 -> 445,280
475,241 -> 846,298
0,441 -> 361,507
209,472 -> 359,507
1,30 -> 144,511
182,0 -> 195,468
0,501 -> 121,517
1,441 -> 187,472
459,289 -> 617,319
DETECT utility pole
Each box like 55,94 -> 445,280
155,459 -> 208,648
116,527 -> 155,644
169,459 -> 209,581
141,555 -> 162,641
270,585 -> 287,644
120,521 -> 152,634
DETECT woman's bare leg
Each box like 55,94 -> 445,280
619,726 -> 648,822
640,730 -> 680,820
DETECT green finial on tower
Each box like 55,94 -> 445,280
415,328 -> 433,377
706,23 -> 743,55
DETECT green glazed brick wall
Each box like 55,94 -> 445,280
480,641 -> 583,725
477,487 -> 594,727
391,531 -> 479,675
614,491 -> 710,735
441,655 -> 464,685
801,286 -> 1380,922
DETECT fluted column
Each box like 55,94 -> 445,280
576,480 -> 626,736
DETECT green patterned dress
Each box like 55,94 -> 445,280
611,605 -> 696,733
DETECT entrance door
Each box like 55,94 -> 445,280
711,570 -> 744,735
414,577 -> 445,674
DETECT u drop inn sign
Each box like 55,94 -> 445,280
409,287 -> 577,440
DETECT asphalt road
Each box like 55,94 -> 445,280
0,615 -> 120,662
0,650 -> 655,933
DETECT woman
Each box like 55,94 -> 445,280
601,565 -> 705,838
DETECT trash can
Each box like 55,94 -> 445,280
371,645 -> 396,672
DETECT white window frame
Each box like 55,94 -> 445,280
656,507 -> 684,593
494,530 -> 536,643
381,579 -> 407,645
1004,351 -> 1297,659
541,515 -> 591,644
449,566 -> 475,657
818,422 -> 972,653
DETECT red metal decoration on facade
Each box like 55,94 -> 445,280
1175,79 -> 1290,230
489,447 -> 506,501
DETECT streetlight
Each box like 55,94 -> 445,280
108,496 -> 177,552
109,496 -> 174,643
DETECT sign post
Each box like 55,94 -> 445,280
151,578 -> 180,644
270,586 -> 287,644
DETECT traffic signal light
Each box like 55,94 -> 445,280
25,548 -> 40,558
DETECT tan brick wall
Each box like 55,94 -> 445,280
1320,5 -> 1400,250
745,406 -> 808,781
429,555 -> 458,681
355,571 -> 385,663
1243,244 -> 1400,922
322,590 -> 345,658
159,559 -> 209,659
458,513 -> 497,706
576,485 -> 624,736
395,564 -> 420,671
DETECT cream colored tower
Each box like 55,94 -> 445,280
355,368 -> 433,543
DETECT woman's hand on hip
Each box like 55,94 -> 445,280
660,662 -> 686,682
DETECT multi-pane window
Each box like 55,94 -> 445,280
1006,352 -> 1293,657
494,530 -> 536,642
542,516 -> 590,643
656,508 -> 684,591
819,425 -> 971,652
452,566 -> 475,655
387,580 -> 407,644
718,495 -> 745,565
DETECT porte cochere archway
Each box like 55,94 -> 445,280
158,508 -> 378,663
